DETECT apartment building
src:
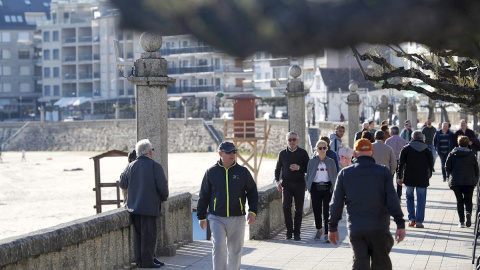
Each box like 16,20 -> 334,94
0,0 -> 50,120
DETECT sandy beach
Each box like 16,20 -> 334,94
0,151 -> 277,240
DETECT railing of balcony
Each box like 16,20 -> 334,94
63,74 -> 77,80
78,54 -> 93,61
63,56 -> 76,62
78,36 -> 92,42
79,73 -> 93,79
168,65 -> 214,74
93,54 -> 100,60
167,85 -> 215,94
93,72 -> 100,79
160,46 -> 216,56
63,37 -> 76,43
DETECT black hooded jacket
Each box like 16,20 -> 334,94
397,140 -> 434,188
446,147 -> 479,187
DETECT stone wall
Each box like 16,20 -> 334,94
0,192 -> 192,269
249,184 -> 284,240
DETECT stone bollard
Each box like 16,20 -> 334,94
38,106 -> 45,123
398,98 -> 407,128
285,65 -> 308,149
346,81 -> 361,148
407,98 -> 418,129
378,95 -> 389,124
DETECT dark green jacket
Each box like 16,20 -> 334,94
197,160 -> 258,220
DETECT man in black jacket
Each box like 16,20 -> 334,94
397,131 -> 434,229
274,131 -> 310,240
329,139 -> 406,270
197,141 -> 258,270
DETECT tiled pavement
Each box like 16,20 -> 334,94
157,160 -> 478,270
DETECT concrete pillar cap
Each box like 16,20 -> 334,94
289,65 -> 302,78
140,32 -> 163,52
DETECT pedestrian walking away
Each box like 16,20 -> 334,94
329,139 -> 406,270
422,118 -> 438,164
372,130 -> 397,175
386,126 -> 406,199
446,136 -> 479,228
397,131 -> 434,229
274,131 -> 310,241
433,122 -> 456,182
197,141 -> 258,270
306,139 -> 338,243
119,139 -> 169,269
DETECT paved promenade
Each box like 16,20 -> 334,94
157,159 -> 477,270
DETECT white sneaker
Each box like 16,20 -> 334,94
459,222 -> 466,228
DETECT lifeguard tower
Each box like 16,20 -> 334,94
223,94 -> 271,182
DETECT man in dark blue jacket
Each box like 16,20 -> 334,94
329,139 -> 406,270
120,139 -> 169,269
197,141 -> 258,270
433,122 -> 456,182
274,131 -> 310,240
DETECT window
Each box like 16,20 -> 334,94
101,64 -> 106,73
2,66 -> 10,76
44,85 -> 51,96
53,67 -> 59,77
4,15 -> 10,23
20,83 -> 30,92
110,63 -> 115,73
110,81 -> 115,90
198,59 -> 208,66
236,78 -> 244,87
53,49 -> 59,59
265,72 -> 270,79
101,82 -> 106,91
182,40 -> 189,47
52,31 -> 59,41
19,66 -> 30,75
18,50 -> 30,59
215,58 -> 220,69
3,83 -> 11,92
18,32 -> 29,42
43,31 -> 49,41
109,45 -> 114,55
43,50 -> 50,60
101,45 -> 106,55
1,32 -> 10,42
44,67 -> 50,78
53,85 -> 60,96
1,49 -> 10,59
256,73 -> 261,80
17,16 -> 23,23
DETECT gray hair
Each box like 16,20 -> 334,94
412,130 -> 423,141
362,122 -> 369,129
285,131 -> 298,140
375,130 -> 385,140
135,139 -> 153,157
390,126 -> 400,135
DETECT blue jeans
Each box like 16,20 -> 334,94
427,145 -> 437,165
438,152 -> 449,181
405,186 -> 427,223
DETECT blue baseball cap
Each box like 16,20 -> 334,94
218,141 -> 236,152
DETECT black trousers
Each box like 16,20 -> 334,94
310,183 -> 332,232
451,185 -> 474,222
349,233 -> 394,270
282,181 -> 305,235
438,152 -> 449,181
131,214 -> 157,267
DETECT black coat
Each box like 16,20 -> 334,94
397,140 -> 434,188
446,147 -> 479,187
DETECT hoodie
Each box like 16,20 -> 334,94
397,140 -> 434,187
329,133 -> 342,154
445,147 -> 479,187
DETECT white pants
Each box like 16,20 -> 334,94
208,214 -> 246,270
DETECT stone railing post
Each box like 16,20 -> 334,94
398,98 -> 407,128
285,65 -> 308,149
346,81 -> 361,148
127,33 -> 175,178
38,106 -> 45,123
407,98 -> 418,129
378,95 -> 389,124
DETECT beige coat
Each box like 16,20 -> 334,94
372,140 -> 397,174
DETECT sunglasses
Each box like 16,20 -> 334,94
288,138 -> 297,142
223,149 -> 237,154
317,146 -> 327,150
151,148 -> 154,151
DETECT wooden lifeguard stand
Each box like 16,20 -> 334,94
91,149 -> 128,213
224,94 -> 271,183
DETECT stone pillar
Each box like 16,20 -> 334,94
38,106 -> 45,123
128,33 -> 175,178
398,98 -> 407,128
378,95 -> 389,124
285,65 -> 308,150
346,81 -> 361,148
407,98 -> 418,129
127,33 -> 176,256
115,101 -> 120,120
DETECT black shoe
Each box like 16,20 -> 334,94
153,258 -> 165,266
285,231 -> 292,240
139,262 -> 162,268
466,214 -> 472,228
294,235 -> 301,241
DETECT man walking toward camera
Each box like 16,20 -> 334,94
197,142 -> 258,270
120,139 -> 169,269
274,131 -> 310,240
329,139 -> 406,270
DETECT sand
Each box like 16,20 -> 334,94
0,151 -> 278,240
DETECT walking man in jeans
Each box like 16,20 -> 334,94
397,131 -> 434,228
329,139 -> 406,270
274,131 -> 310,240
434,122 -> 455,182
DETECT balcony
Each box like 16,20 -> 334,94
78,36 -> 93,43
78,54 -> 93,61
63,74 -> 77,80
93,72 -> 100,79
160,46 -> 216,56
168,65 -> 214,74
126,52 -> 134,59
167,85 -> 214,94
214,65 -> 244,73
63,37 -> 76,43
79,73 -> 93,79
93,54 -> 100,60
63,56 -> 76,62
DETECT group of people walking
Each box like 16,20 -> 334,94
118,117 -> 479,270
